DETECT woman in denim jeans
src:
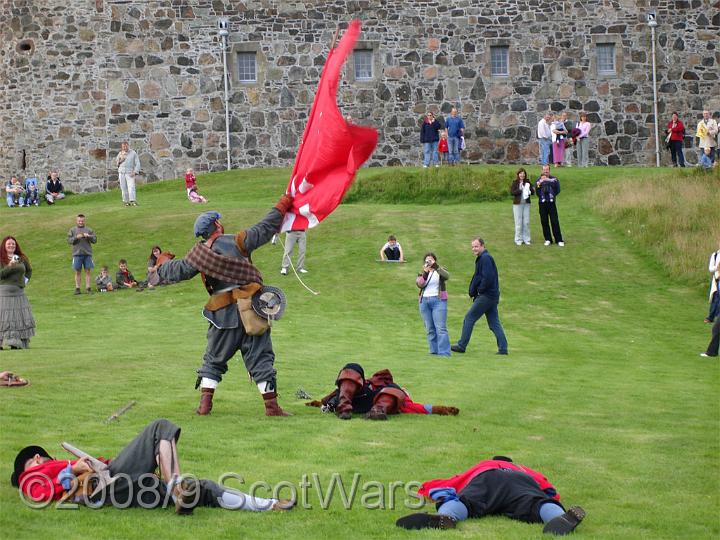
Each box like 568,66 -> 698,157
417,252 -> 451,356
420,112 -> 442,168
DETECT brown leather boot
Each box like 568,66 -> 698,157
336,368 -> 363,420
173,477 -> 199,515
365,393 -> 399,421
196,388 -> 214,415
430,405 -> 460,416
263,392 -> 292,416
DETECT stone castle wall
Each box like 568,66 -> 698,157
0,0 -> 718,192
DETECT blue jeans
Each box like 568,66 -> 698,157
419,296 -> 450,356
448,136 -> 461,164
539,138 -> 551,165
457,295 -> 508,353
6,192 -> 24,207
423,142 -> 438,166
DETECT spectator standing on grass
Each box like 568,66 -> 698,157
705,242 -> 720,324
445,107 -> 465,166
701,318 -> 720,358
420,111 -> 442,168
562,112 -> 574,166
451,238 -> 508,356
280,227 -> 308,275
536,165 -> 564,247
510,168 -> 534,246
438,131 -> 449,165
417,252 -> 451,357
0,236 -> 35,350
115,141 -> 141,206
45,171 -> 65,204
696,110 -> 718,165
666,112 -> 686,168
575,113 -> 592,167
67,214 -> 97,295
551,113 -> 568,167
537,113 -> 553,166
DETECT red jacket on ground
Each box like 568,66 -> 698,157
417,460 -> 560,500
19,458 -> 110,502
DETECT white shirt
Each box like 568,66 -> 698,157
537,119 -> 552,139
422,270 -> 441,297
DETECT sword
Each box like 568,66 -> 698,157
61,442 -> 118,498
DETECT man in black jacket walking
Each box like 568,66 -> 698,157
451,238 -> 508,355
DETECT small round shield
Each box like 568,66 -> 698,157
251,286 -> 287,321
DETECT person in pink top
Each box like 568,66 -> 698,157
575,112 -> 592,167
184,169 -> 208,203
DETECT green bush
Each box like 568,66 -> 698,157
345,165 -> 509,204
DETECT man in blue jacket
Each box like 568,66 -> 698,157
451,238 -> 508,355
445,107 -> 465,165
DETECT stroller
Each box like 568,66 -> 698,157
23,175 -> 40,206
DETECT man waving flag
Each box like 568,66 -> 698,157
281,20 -> 378,233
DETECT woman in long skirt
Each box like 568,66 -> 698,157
0,236 -> 35,349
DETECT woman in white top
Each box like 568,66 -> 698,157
416,252 -> 451,356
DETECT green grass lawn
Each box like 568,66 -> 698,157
1,165 -> 718,539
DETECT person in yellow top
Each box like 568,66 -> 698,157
695,110 -> 718,165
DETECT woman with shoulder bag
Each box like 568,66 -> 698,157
417,252 -> 451,357
510,168 -> 535,246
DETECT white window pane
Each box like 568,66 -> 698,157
354,50 -> 373,80
237,52 -> 256,82
490,46 -> 509,76
597,44 -> 615,74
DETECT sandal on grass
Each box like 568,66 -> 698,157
0,372 -> 29,387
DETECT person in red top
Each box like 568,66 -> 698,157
438,131 -> 449,165
11,418 -> 293,513
396,456 -> 585,536
666,112 -> 686,167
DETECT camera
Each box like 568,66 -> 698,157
425,259 -> 433,266
11,255 -> 20,263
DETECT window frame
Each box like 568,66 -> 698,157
490,45 -> 510,77
596,43 -> 616,75
353,49 -> 374,81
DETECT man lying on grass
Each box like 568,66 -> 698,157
306,362 -> 459,420
396,456 -> 585,536
11,419 -> 293,514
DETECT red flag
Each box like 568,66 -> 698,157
281,20 -> 378,232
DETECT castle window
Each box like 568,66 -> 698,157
597,44 -> 615,75
237,52 -> 257,82
490,46 -> 509,76
354,50 -> 373,81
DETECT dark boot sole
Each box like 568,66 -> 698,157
543,506 -> 586,535
396,513 -> 457,530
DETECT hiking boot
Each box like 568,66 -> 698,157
196,388 -> 214,415
173,477 -> 199,515
86,288 -> 93,294
74,288 -> 81,295
450,345 -> 465,353
543,506 -> 586,535
396,513 -> 457,530
365,393 -> 399,421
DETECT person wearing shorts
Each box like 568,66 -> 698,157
67,214 -> 97,295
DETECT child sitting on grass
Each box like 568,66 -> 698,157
23,177 -> 39,207
95,266 -> 114,292
699,147 -> 713,169
185,168 -> 208,203
116,259 -> 141,289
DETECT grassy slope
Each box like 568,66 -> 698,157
0,165 -> 717,540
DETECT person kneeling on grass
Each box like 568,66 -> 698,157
396,456 -> 585,536
306,363 -> 459,420
11,418 -> 294,514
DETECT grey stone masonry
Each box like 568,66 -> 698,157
1,0 -> 718,192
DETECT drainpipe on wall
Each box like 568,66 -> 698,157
647,13 -> 660,167
218,18 -> 231,171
